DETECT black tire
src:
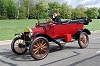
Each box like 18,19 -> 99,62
29,37 -> 50,60
78,32 -> 89,48
11,37 -> 27,55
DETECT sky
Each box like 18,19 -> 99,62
45,0 -> 100,8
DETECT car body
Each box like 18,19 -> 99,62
11,17 -> 92,60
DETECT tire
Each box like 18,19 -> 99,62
11,37 -> 27,55
29,37 -> 50,60
78,32 -> 89,48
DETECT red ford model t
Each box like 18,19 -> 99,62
11,18 -> 92,60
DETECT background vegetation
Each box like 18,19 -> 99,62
0,0 -> 100,40
0,0 -> 100,19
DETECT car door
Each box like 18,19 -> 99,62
69,23 -> 78,36
53,24 -> 70,38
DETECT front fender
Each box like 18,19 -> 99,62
14,33 -> 22,37
35,34 -> 52,42
82,29 -> 91,35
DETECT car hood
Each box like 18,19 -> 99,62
30,27 -> 45,34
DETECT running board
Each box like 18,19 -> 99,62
51,39 -> 62,47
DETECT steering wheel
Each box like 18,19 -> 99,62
46,19 -> 54,23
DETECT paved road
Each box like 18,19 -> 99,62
0,31 -> 100,66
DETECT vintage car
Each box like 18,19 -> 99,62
11,17 -> 92,60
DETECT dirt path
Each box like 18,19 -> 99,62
0,40 -> 12,46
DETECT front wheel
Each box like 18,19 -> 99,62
29,37 -> 50,60
11,37 -> 27,55
78,32 -> 89,48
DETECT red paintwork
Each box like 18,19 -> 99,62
31,22 -> 84,41
65,34 -> 72,42
31,27 -> 45,35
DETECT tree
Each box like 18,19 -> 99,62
71,10 -> 88,19
48,1 -> 60,10
15,0 -> 27,19
0,0 -> 8,19
6,0 -> 17,19
29,5 -> 38,19
48,1 -> 61,18
86,7 -> 99,19
59,3 -> 72,19
18,5 -> 26,19
98,7 -> 100,19
36,0 -> 48,19
18,0 -> 35,19
71,10 -> 80,18
73,4 -> 87,18
75,4 -> 86,12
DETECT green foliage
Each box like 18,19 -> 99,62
48,1 -> 60,10
48,1 -> 61,18
36,0 -> 48,19
86,7 -> 99,19
98,7 -> 100,19
72,4 -> 88,19
0,0 -> 8,19
71,10 -> 87,19
17,5 -> 26,19
0,0 -> 100,19
18,0 -> 35,19
6,0 -> 17,19
29,6 -> 38,19
59,3 -> 72,19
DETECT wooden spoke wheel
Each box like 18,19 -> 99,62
29,37 -> 50,60
11,37 -> 27,55
78,32 -> 89,48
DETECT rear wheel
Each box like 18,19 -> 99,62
78,32 -> 89,48
11,37 -> 27,55
29,37 -> 50,60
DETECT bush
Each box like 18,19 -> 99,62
18,13 -> 26,19
0,15 -> 8,20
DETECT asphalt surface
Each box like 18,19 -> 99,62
0,31 -> 100,66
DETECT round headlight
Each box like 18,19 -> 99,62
28,32 -> 33,37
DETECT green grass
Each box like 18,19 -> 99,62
85,19 -> 100,31
0,19 -> 45,41
0,19 -> 100,41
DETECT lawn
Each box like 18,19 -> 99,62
0,19 -> 100,41
85,19 -> 100,31
0,19 -> 45,41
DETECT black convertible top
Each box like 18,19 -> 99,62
61,18 -> 92,25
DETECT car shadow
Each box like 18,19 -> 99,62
49,44 -> 80,53
0,44 -> 80,62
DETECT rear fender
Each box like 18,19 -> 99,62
82,29 -> 91,35
74,29 -> 91,39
